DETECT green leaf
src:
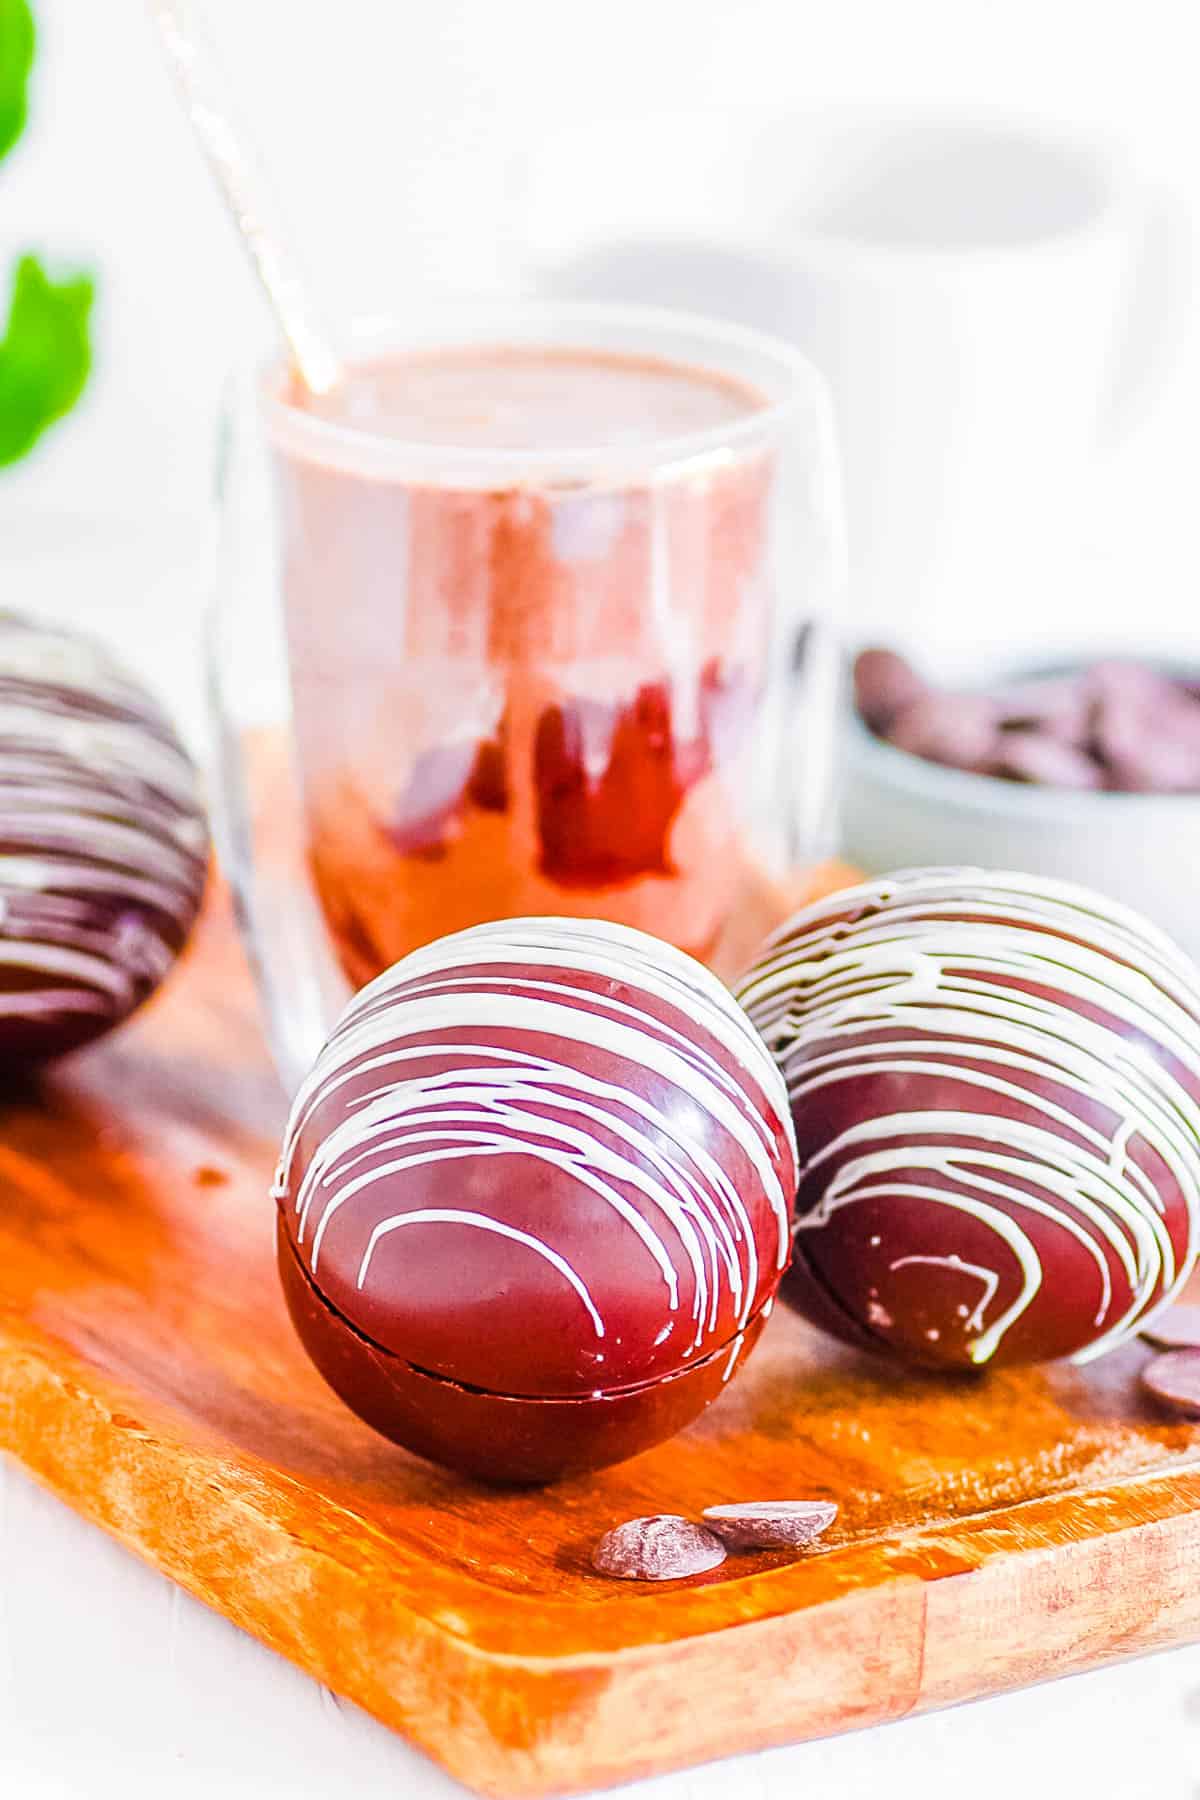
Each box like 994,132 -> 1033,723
0,253 -> 94,465
0,0 -> 35,163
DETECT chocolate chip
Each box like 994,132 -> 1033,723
993,674 -> 1092,745
989,731 -> 1105,790
1139,1304 -> 1200,1351
1088,660 -> 1179,710
702,1500 -> 838,1551
1140,1348 -> 1200,1417
887,693 -> 999,772
192,1164 -> 229,1188
591,1515 -> 727,1581
855,648 -> 1200,794
853,648 -> 928,735
1092,688 -> 1200,793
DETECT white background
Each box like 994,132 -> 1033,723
4,2 -> 1200,1796
2,0 -> 1198,576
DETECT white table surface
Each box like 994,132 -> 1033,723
4,522 -> 1200,1800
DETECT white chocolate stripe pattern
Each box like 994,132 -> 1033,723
0,616 -> 208,1028
276,917 -> 796,1355
888,1255 -> 1000,1332
737,868 -> 1200,1364
358,1209 -> 607,1337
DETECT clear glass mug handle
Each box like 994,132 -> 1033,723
772,400 -> 849,880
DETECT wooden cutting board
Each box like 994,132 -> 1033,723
4,879 -> 1200,1798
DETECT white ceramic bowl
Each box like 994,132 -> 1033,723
842,712 -> 1200,958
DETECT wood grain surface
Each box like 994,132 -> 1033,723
3,879 -> 1200,1796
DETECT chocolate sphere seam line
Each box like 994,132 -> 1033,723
279,1223 -> 755,1404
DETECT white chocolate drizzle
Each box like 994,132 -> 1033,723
276,916 -> 796,1356
0,616 -> 208,1033
887,1255 -> 1000,1334
736,868 -> 1200,1364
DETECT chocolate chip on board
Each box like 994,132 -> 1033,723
702,1500 -> 839,1551
592,1515 -> 727,1581
1140,1349 -> 1200,1418
1139,1304 -> 1200,1352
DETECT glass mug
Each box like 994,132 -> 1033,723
208,301 -> 845,1092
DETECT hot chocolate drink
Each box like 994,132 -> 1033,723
269,344 -> 774,987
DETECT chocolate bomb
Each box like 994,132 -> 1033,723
736,868 -> 1200,1370
274,916 -> 797,1482
0,613 -> 209,1068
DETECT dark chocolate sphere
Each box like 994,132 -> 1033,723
274,916 -> 797,1482
736,868 -> 1200,1371
0,613 -> 209,1067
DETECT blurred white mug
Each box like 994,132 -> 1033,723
518,108 -> 1180,666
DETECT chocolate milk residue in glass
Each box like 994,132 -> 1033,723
271,345 -> 775,985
